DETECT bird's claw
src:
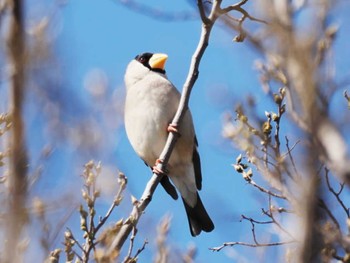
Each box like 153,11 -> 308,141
152,159 -> 169,175
167,123 -> 181,136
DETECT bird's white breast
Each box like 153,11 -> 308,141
125,70 -> 179,165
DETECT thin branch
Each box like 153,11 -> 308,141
95,173 -> 127,233
249,218 -> 259,244
221,0 -> 248,13
66,228 -> 85,252
247,178 -> 287,199
285,137 -> 301,179
220,0 -> 267,24
241,214 -> 273,225
262,197 -> 295,240
132,240 -> 148,260
324,168 -> 349,218
212,209 -> 296,252
210,240 -> 295,252
123,227 -> 137,263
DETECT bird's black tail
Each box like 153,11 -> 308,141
182,192 -> 214,236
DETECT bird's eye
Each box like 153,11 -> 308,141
139,57 -> 146,63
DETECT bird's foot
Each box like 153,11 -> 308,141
152,159 -> 168,175
167,123 -> 181,136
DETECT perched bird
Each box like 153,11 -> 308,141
124,52 -> 214,236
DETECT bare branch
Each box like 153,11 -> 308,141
4,0 -> 29,261
220,0 -> 267,25
324,168 -> 349,218
210,240 -> 295,252
263,196 -> 295,240
122,227 -> 137,263
66,228 -> 85,252
221,0 -> 248,12
241,214 -> 273,225
95,173 -> 127,233
246,178 -> 287,199
132,240 -> 148,260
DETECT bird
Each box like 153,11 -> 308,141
124,52 -> 214,236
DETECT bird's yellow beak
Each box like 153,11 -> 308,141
149,53 -> 168,71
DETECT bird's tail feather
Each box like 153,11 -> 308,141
182,192 -> 214,236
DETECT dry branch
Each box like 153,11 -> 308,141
4,0 -> 29,262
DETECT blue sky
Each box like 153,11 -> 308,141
17,0 -> 350,262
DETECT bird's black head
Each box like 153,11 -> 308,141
135,52 -> 153,68
135,52 -> 166,74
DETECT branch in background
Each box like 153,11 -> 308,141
233,154 -> 287,200
52,161 -> 128,262
4,0 -> 29,262
211,212 -> 295,252
122,227 -> 145,263
210,240 -> 295,252
219,2 -> 350,260
324,168 -> 349,218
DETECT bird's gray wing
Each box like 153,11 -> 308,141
144,161 -> 178,200
160,175 -> 179,200
193,136 -> 202,190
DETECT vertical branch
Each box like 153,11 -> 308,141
4,0 -> 28,261
297,165 -> 323,263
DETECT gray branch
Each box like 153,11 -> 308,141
4,0 -> 29,262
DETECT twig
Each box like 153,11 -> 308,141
241,214 -> 273,224
249,218 -> 259,244
213,0 -> 268,51
324,168 -> 349,218
95,173 -> 127,233
220,0 -> 248,13
285,137 -> 301,179
211,196 -> 296,252
247,178 -> 287,199
123,227 -> 137,262
66,228 -> 84,252
210,240 -> 295,252
132,240 -> 148,260
220,0 -> 267,26
263,196 -> 295,240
